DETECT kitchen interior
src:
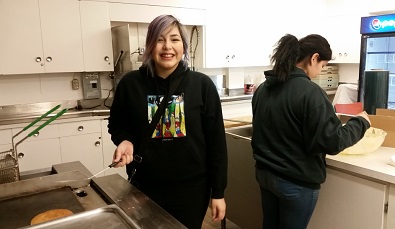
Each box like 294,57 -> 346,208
1,0 -> 395,228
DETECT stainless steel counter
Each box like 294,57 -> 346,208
0,99 -> 111,126
0,95 -> 254,126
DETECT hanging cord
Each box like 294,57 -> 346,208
189,26 -> 199,71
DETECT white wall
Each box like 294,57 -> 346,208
0,72 -> 114,106
337,63 -> 360,84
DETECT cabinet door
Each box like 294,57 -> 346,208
388,184 -> 395,229
307,168 -> 387,229
12,124 -> 61,172
80,1 -> 114,72
204,2 -> 244,68
58,120 -> 103,175
100,119 -> 128,179
60,133 -> 104,175
0,0 -> 45,74
17,138 -> 61,172
39,0 -> 84,73
324,15 -> 361,64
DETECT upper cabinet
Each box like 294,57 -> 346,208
204,1 -> 275,68
0,0 -> 84,75
80,1 -> 114,72
323,15 -> 362,64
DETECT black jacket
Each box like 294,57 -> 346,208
108,62 -> 227,198
251,68 -> 370,189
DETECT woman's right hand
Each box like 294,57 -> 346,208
356,111 -> 371,125
113,140 -> 134,167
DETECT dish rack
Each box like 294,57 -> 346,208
0,105 -> 68,184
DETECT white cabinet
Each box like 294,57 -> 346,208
204,2 -> 253,68
80,1 -> 114,72
0,0 -> 84,75
307,168 -> 387,229
59,120 -> 103,175
12,125 -> 61,172
388,184 -> 395,229
323,15 -> 361,64
205,0 -> 321,68
100,119 -> 128,179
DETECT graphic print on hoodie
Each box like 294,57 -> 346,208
147,93 -> 186,138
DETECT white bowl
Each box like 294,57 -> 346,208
340,127 -> 387,155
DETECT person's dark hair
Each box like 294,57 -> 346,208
143,15 -> 190,76
270,34 -> 332,82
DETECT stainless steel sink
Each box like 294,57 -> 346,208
225,124 -> 252,140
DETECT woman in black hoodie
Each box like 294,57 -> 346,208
108,15 -> 227,229
251,34 -> 371,229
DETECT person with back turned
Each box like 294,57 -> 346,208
251,34 -> 371,229
107,15 -> 227,229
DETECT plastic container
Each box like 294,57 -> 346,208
244,75 -> 255,95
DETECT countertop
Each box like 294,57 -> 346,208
326,147 -> 395,184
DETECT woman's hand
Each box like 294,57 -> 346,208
211,198 -> 226,222
356,111 -> 371,125
113,140 -> 134,167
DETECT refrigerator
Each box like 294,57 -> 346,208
358,13 -> 395,112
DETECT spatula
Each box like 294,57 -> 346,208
88,161 -> 120,179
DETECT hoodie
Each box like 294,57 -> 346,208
108,62 -> 227,198
251,67 -> 370,189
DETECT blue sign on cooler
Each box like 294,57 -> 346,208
361,13 -> 395,34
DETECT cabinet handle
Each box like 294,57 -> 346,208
18,152 -> 24,159
344,52 -> 347,57
95,141 -> 101,147
46,57 -> 52,62
104,56 -> 110,61
78,126 -> 84,131
35,57 -> 42,62
332,56 -> 336,60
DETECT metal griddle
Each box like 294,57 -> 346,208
0,161 -> 187,229
0,187 -> 84,228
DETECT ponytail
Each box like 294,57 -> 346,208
271,34 -> 299,82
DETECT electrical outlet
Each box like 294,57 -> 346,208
72,79 -> 79,90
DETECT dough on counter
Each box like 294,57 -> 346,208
30,209 -> 73,225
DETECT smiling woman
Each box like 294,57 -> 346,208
108,15 -> 228,229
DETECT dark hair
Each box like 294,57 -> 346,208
143,15 -> 190,76
270,34 -> 332,82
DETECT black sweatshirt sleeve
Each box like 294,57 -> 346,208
201,75 -> 228,199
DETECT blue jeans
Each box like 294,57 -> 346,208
256,168 -> 319,229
